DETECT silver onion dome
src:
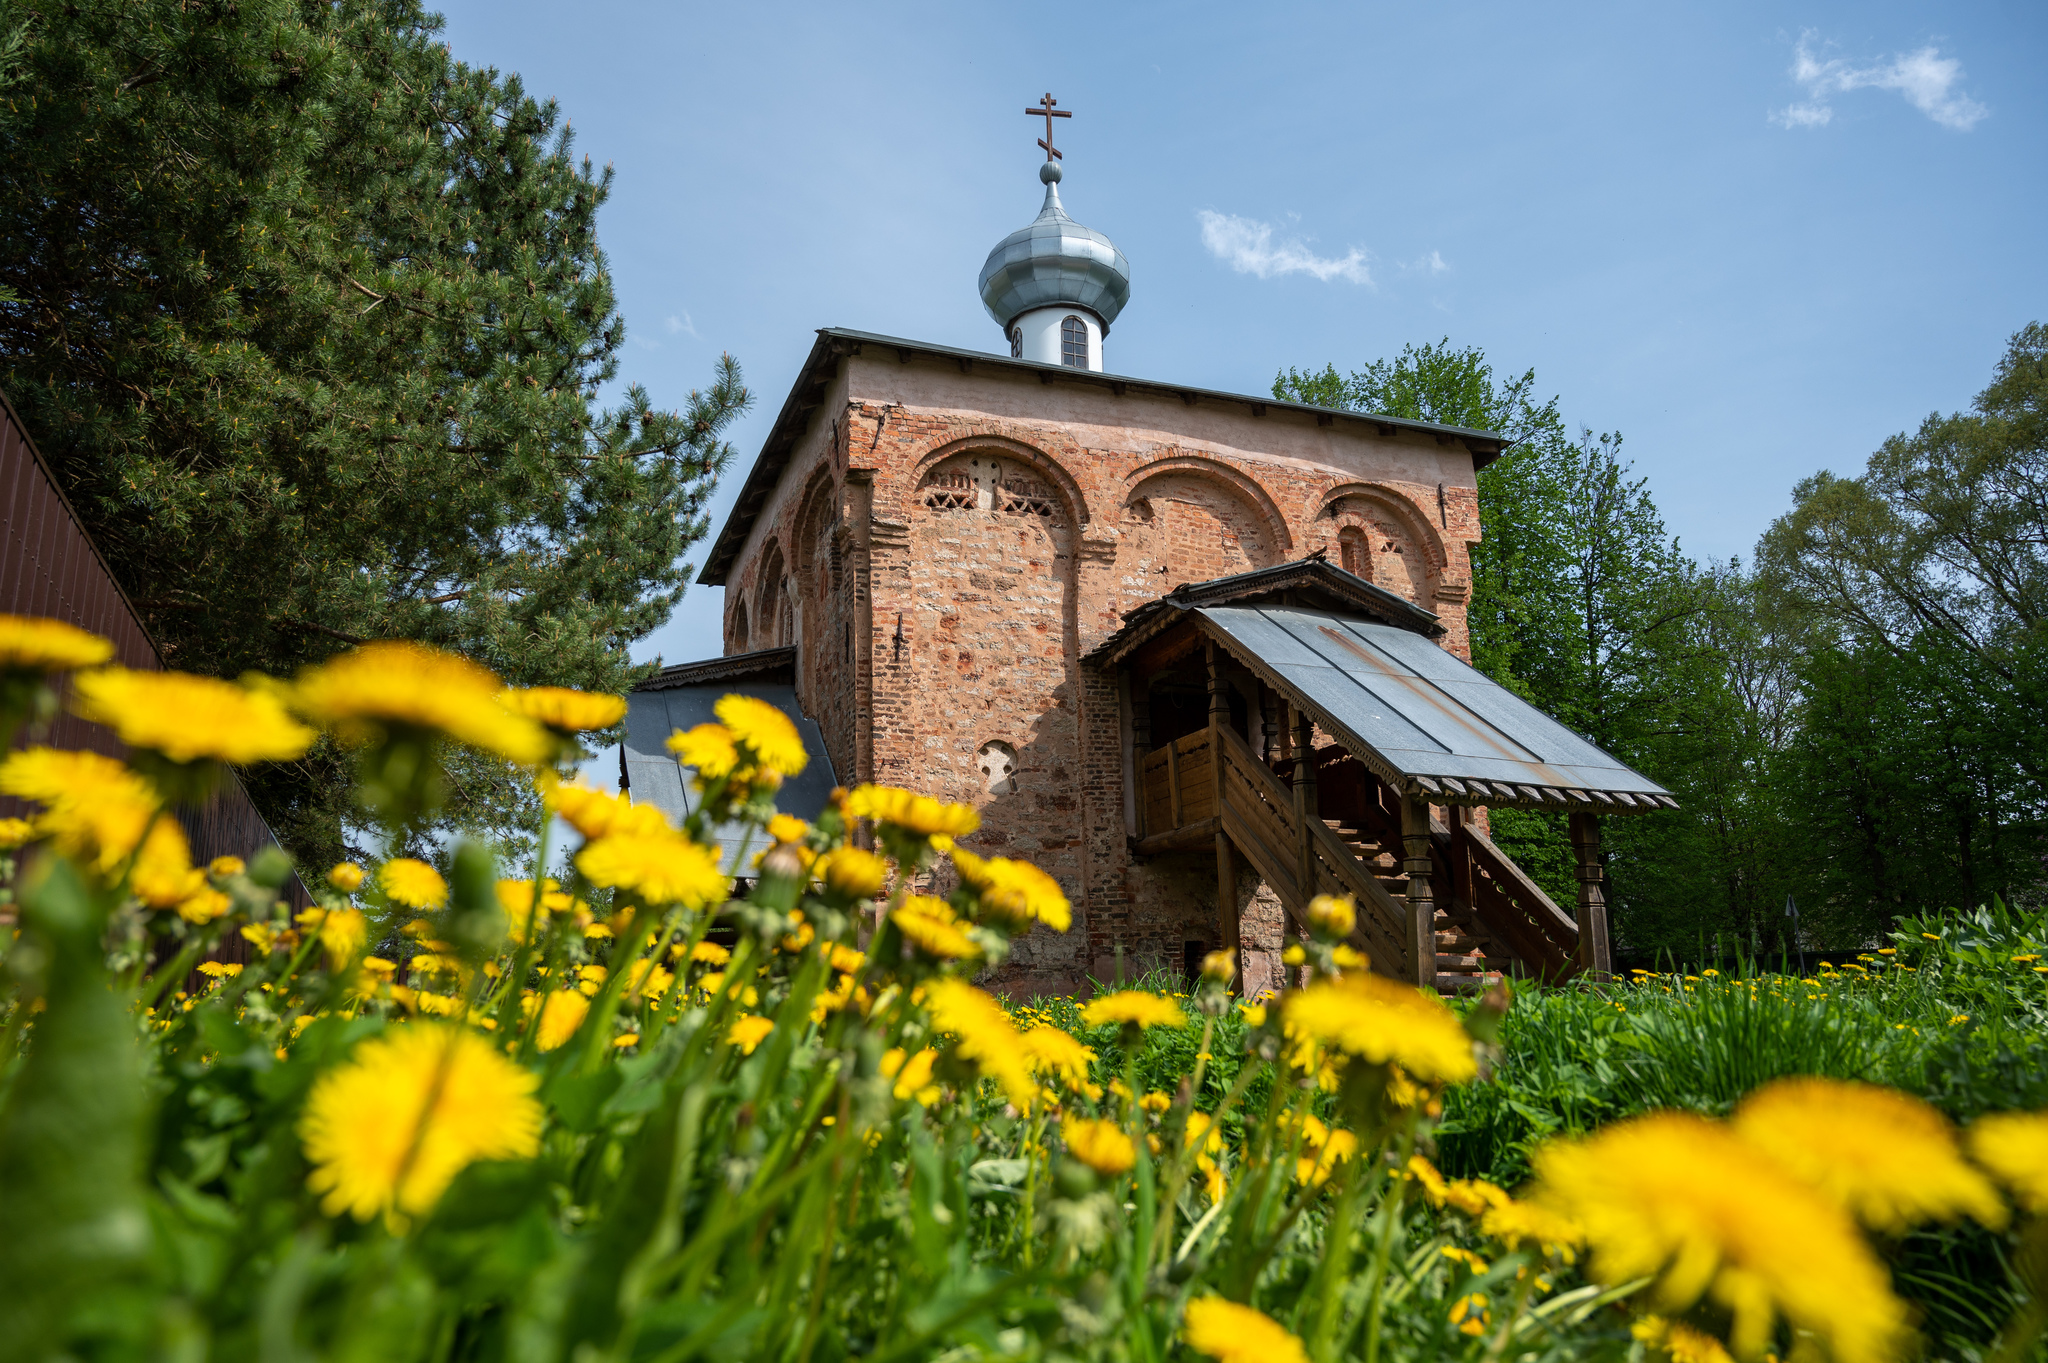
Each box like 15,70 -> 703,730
978,162 -> 1131,335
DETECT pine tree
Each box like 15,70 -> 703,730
0,0 -> 749,860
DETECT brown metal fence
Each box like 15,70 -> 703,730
1,385 -> 304,892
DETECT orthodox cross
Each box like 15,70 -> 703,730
1025,92 -> 1071,161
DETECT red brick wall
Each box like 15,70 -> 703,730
719,356 -> 1485,996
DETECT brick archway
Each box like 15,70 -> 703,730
1123,453 -> 1295,556
904,433 -> 1091,530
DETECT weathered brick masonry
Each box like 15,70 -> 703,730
702,333 -> 1495,998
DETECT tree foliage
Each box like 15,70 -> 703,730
0,0 -> 749,860
1280,328 -> 2048,956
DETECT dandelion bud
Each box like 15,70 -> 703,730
1200,950 -> 1236,985
1307,894 -> 1356,940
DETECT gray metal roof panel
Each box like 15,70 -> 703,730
1195,604 -> 1671,803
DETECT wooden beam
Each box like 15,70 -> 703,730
1134,816 -> 1219,856
1293,709 -> 1318,910
1217,829 -> 1240,988
1569,811 -> 1612,976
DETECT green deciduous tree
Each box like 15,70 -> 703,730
1277,344 -> 1760,955
1760,324 -> 2048,933
0,0 -> 749,861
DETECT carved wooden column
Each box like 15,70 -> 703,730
1293,710 -> 1318,905
1215,829 -> 1239,988
1260,685 -> 1281,767
1569,812 -> 1612,976
1401,792 -> 1437,988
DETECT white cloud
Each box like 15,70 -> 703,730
665,312 -> 699,338
1405,250 -> 1449,277
1774,32 -> 1988,131
1196,211 -> 1372,285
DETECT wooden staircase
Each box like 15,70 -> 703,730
1138,725 -> 1581,992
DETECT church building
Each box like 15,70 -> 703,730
625,100 -> 1673,999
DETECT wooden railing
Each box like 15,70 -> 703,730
1441,820 -> 1580,981
1140,725 -> 1416,978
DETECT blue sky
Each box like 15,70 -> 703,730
435,0 -> 2045,674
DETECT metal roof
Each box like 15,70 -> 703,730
622,659 -> 839,868
1194,603 -> 1674,812
697,328 -> 1513,586
978,173 -> 1131,333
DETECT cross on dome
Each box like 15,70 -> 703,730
1025,92 -> 1071,162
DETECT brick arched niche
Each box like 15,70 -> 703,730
1313,484 -> 1446,605
755,539 -> 793,648
902,439 -> 1083,839
1116,455 -> 1292,600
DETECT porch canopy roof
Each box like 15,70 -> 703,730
1086,560 -> 1675,813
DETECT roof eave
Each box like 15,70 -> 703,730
697,328 -> 1514,586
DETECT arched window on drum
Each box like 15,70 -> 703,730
1060,315 -> 1088,369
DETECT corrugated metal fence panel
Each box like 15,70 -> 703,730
1,389 -> 305,891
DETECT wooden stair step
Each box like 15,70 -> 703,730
1435,953 -> 1509,972
1435,971 -> 1505,995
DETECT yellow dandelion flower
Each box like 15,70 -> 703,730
842,783 -> 980,838
543,777 -> 672,841
300,1024 -> 541,1223
1306,894 -> 1356,938
0,816 -> 32,849
330,861 -> 365,892
576,831 -> 727,908
1530,1112 -> 1906,1363
924,978 -> 1035,1109
197,960 -> 242,979
1019,1025 -> 1096,1088
691,940 -> 733,966
621,959 -> 674,999
827,943 -> 865,974
499,685 -> 626,732
380,858 -> 448,910
767,813 -> 809,844
128,818 -> 204,909
1064,1117 -> 1137,1175
1240,1001 -> 1269,1028
714,694 -> 808,776
666,722 -> 739,778
1081,990 -> 1187,1030
208,855 -> 245,877
727,1014 -> 774,1055
303,906 -> 369,969
1733,1076 -> 2006,1231
881,1046 -> 942,1105
1139,1090 -> 1173,1114
1480,1198 -> 1582,1263
1968,1110 -> 2048,1213
1283,972 -> 1476,1085
0,614 -> 114,673
892,895 -> 980,959
951,849 -> 1071,931
71,667 -> 313,765
1633,1316 -> 1734,1363
1183,1297 -> 1307,1363
1449,1292 -> 1490,1337
817,845 -> 889,898
528,990 -> 589,1052
292,641 -> 551,765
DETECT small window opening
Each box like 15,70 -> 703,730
1182,940 -> 1211,988
977,740 -> 1018,794
1060,315 -> 1088,368
1338,526 -> 1367,577
1010,327 -> 1023,359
